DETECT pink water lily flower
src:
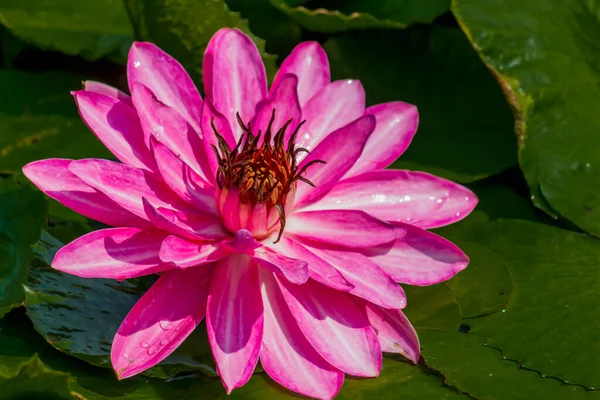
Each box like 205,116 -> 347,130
23,28 -> 477,399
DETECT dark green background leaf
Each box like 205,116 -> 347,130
325,26 -> 517,183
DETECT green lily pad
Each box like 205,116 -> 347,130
460,219 -> 600,388
0,70 -> 112,173
124,0 -> 278,86
403,284 -> 462,332
444,241 -> 513,319
420,331 -> 599,399
0,355 -> 72,400
25,230 -> 215,379
269,0 -> 449,33
325,26 -> 516,183
0,178 -> 47,318
452,0 -> 600,235
0,0 -> 132,62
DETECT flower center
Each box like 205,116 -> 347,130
212,110 -> 324,242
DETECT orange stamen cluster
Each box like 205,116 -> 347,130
211,110 -> 325,242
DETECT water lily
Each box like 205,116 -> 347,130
23,28 -> 477,399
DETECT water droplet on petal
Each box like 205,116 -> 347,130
133,61 -> 141,68
140,342 -> 149,348
160,339 -> 169,346
148,346 -> 158,355
122,353 -> 129,359
160,320 -> 174,331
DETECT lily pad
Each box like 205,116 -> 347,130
0,0 -> 132,62
461,219 -> 600,388
0,355 -> 72,400
452,0 -> 600,235
403,284 -> 462,332
0,70 -> 112,173
420,331 -> 599,399
269,0 -> 449,33
124,0 -> 278,86
325,26 -> 516,183
0,178 -> 46,317
25,230 -> 215,379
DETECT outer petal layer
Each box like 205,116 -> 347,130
365,304 -> 420,363
22,159 -> 149,228
207,255 -> 264,393
307,170 -> 478,229
127,41 -> 202,133
83,81 -> 132,105
346,102 -> 419,178
111,266 -> 213,379
274,41 -> 330,107
259,270 -> 343,400
365,223 -> 469,285
277,278 -> 382,377
52,228 -> 170,279
203,28 -> 267,140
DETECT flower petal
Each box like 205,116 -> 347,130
73,90 -> 155,172
307,170 -> 478,229
277,277 -> 381,377
365,303 -> 420,363
274,41 -> 330,107
203,28 -> 267,140
268,237 -> 353,291
259,270 -> 343,400
83,81 -> 132,106
294,115 -> 375,208
22,159 -> 149,228
251,73 -> 301,145
207,255 -> 264,393
296,79 -> 365,160
127,41 -> 202,133
150,137 -> 215,213
112,265 -> 213,379
252,248 -> 309,285
159,235 -> 221,268
304,246 -> 407,310
52,228 -> 170,279
132,82 -> 208,179
142,199 -> 228,242
345,102 -> 419,178
68,158 -> 188,220
286,209 -> 401,249
200,97 -> 236,180
364,223 -> 469,285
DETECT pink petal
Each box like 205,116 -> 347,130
286,209 -> 401,249
207,255 -> 264,393
307,170 -> 478,229
142,199 -> 228,242
345,102 -> 419,178
132,83 -> 208,179
269,237 -> 353,291
22,159 -> 149,228
203,28 -> 267,140
304,246 -> 407,310
251,73 -> 301,145
274,41 -> 330,107
277,277 -> 382,377
220,229 -> 262,255
365,223 -> 469,285
365,303 -> 420,363
252,248 -> 309,285
68,159 -> 188,221
259,270 -> 343,400
159,235 -> 221,268
83,81 -> 132,106
150,137 -> 215,213
112,265 -> 213,379
52,228 -> 170,279
73,90 -> 155,172
293,115 -> 375,208
127,41 -> 202,133
200,97 -> 236,180
295,79 -> 365,160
